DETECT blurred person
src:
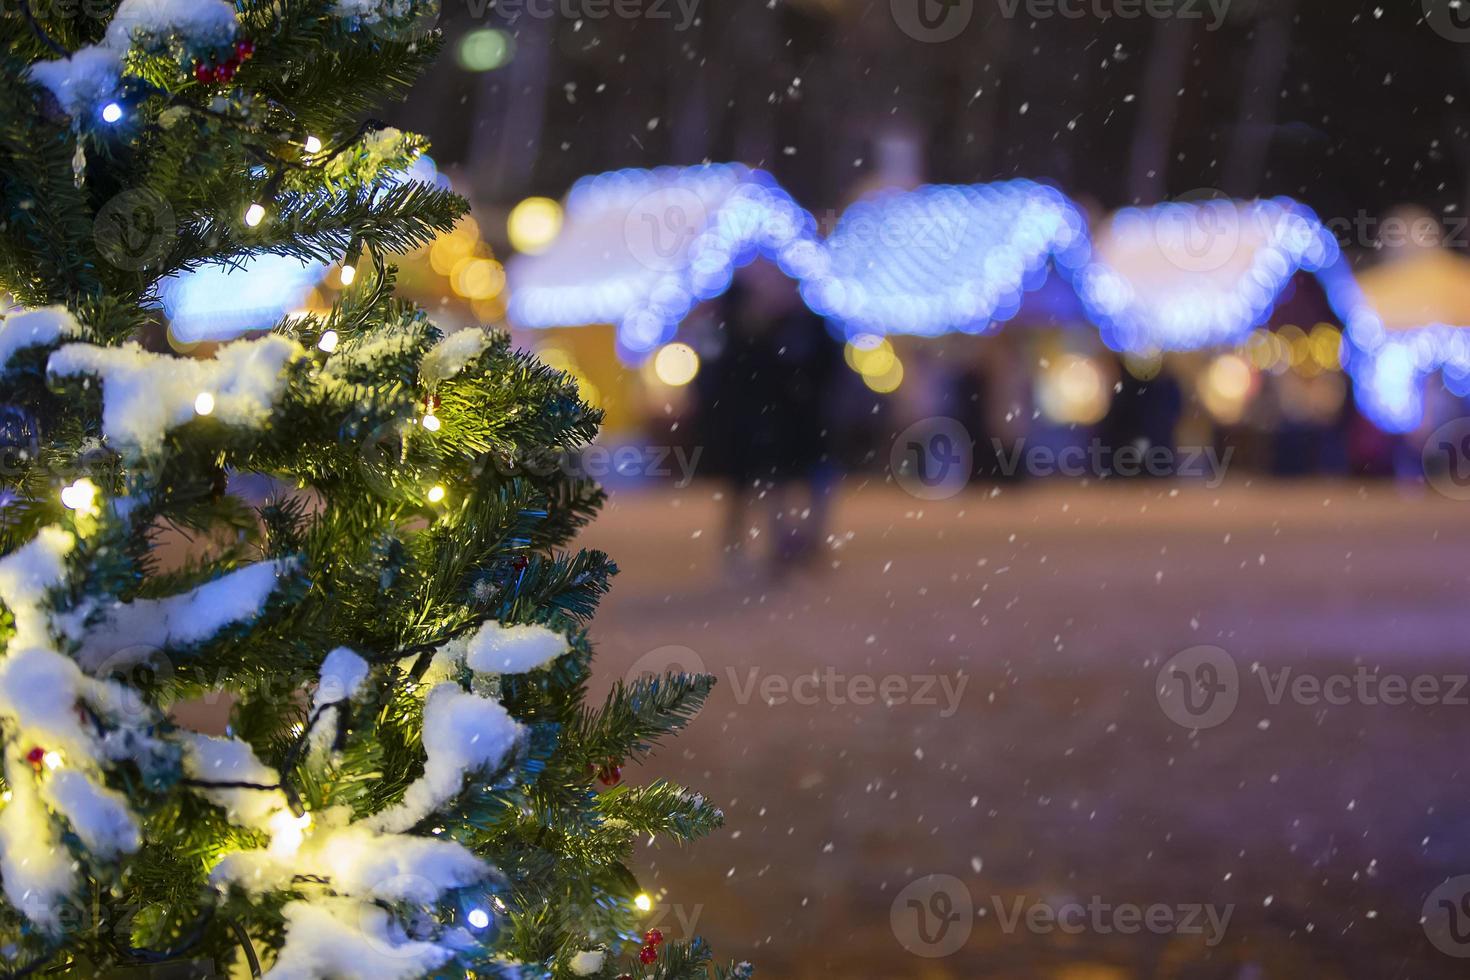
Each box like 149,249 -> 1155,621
697,260 -> 843,576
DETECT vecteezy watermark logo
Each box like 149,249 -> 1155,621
891,417 -> 973,500
624,186 -> 709,273
94,188 -> 175,271
1422,417 -> 1470,501
891,0 -> 973,43
1156,645 -> 1239,729
1151,189 -> 1249,274
625,644 -> 709,684
726,666 -> 969,717
486,0 -> 702,29
1424,0 -> 1470,42
993,0 -> 1230,30
891,875 -> 973,957
362,0 -> 440,42
992,438 -> 1233,486
989,893 -> 1233,946
1423,875 -> 1470,957
1157,646 -> 1470,729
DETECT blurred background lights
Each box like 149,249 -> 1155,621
194,392 -> 215,416
1198,353 -> 1256,424
844,335 -> 897,378
1037,354 -> 1110,425
861,353 -> 904,393
467,908 -> 491,929
458,28 -> 514,72
100,102 -> 122,123
453,258 -> 506,301
160,254 -> 329,343
652,342 -> 700,386
507,197 -> 563,255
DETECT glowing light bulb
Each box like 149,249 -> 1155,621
1,791 -> 11,803
467,908 -> 490,929
421,413 -> 441,432
194,391 -> 215,416
268,808 -> 312,856
634,893 -> 653,913
244,203 -> 266,227
41,751 -> 62,771
427,485 -> 446,503
339,263 -> 357,286
60,478 -> 98,513
303,135 -> 323,154
317,330 -> 339,353
100,102 -> 123,123
652,343 -> 700,386
507,196 -> 563,254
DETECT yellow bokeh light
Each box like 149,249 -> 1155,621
634,894 -> 653,913
652,343 -> 700,386
845,335 -> 896,377
430,217 -> 482,274
507,197 -> 563,255
1199,353 -> 1255,424
1037,354 -> 1109,425
453,258 -> 506,300
1309,323 -> 1342,371
471,296 -> 508,322
862,356 -> 904,393
1243,329 -> 1281,371
427,485 -> 447,504
1122,349 -> 1162,381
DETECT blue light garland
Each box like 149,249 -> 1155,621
506,164 -> 819,358
503,167 -> 1470,432
800,180 -> 1089,338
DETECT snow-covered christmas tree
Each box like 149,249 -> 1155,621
0,2 -> 742,977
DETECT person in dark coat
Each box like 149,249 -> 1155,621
696,260 -> 842,574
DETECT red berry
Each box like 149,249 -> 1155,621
597,762 -> 622,786
639,945 -> 658,965
25,746 -> 45,768
423,394 -> 441,412
644,929 -> 664,947
194,63 -> 216,84
511,555 -> 528,572
216,58 -> 238,82
235,39 -> 256,59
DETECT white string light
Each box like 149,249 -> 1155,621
60,478 -> 98,512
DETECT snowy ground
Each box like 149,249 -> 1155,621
579,478 -> 1470,979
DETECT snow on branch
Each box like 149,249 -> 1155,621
48,336 -> 305,458
71,558 -> 297,673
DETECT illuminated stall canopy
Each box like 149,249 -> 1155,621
503,165 -> 1470,432
1334,240 -> 1470,432
506,163 -> 820,357
799,180 -> 1089,337
1072,197 -> 1344,354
